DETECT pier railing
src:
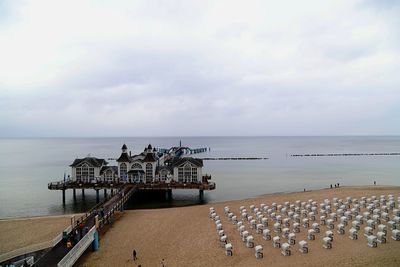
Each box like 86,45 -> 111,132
57,226 -> 96,267
0,225 -> 72,263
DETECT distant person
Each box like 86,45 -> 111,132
133,249 -> 137,261
330,184 -> 332,189
160,258 -> 165,267
374,181 -> 376,185
338,183 -> 340,187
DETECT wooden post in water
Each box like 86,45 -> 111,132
73,188 -> 76,201
62,189 -> 66,204
199,189 -> 204,201
82,188 -> 85,199
96,189 -> 100,203
104,189 -> 107,198
111,188 -> 114,196
167,189 -> 172,200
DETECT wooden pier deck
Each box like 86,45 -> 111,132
34,185 -> 136,267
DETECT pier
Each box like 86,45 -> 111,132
290,152 -> 400,157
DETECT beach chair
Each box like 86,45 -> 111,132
394,216 -> 400,225
302,218 -> 309,228
327,219 -> 334,230
372,214 -> 380,224
261,217 -> 268,227
325,230 -> 334,241
272,203 -> 277,211
274,222 -> 282,233
340,216 -> 348,226
293,222 -> 300,233
392,229 -> 400,241
215,220 -> 221,226
246,235 -> 255,248
363,212 -> 371,220
250,219 -> 257,229
309,212 -> 316,221
232,215 -> 238,224
367,219 -> 376,229
352,220 -> 360,230
242,231 -> 249,242
377,232 -> 386,243
378,224 -> 387,235
239,225 -> 245,235
273,236 -> 281,248
288,233 -> 296,245
215,215 -> 220,222
345,211 -> 352,220
381,212 -> 389,221
225,243 -> 233,256
228,212 -> 234,220
224,206 -> 230,215
241,212 -> 248,219
355,215 -> 363,224
373,208 -> 381,216
320,216 -> 326,225
312,222 -> 320,233
239,206 -> 245,212
237,221 -> 243,229
337,223 -> 345,235
388,220 -> 396,230
349,228 -> 358,240
288,211 -> 295,219
216,223 -> 223,231
263,229 -> 271,240
282,228 -> 290,238
293,214 -> 300,223
260,203 -> 266,210
364,226 -> 373,237
276,215 -> 283,224
256,224 -> 264,234
220,235 -> 227,247
330,213 -> 337,222
307,229 -> 315,240
210,212 -> 216,220
255,245 -> 263,259
367,235 -> 377,248
298,240 -> 308,253
337,209 -> 344,217
322,237 -> 332,249
283,218 -> 290,227
247,215 -> 254,223
281,243 -> 291,256
218,230 -> 225,237
250,205 -> 255,211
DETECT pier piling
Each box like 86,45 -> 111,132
73,188 -> 76,201
62,189 -> 66,204
167,189 -> 172,200
82,188 -> 85,199
199,189 -> 204,201
104,189 -> 107,198
96,189 -> 100,203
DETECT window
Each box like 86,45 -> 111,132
146,163 -> 153,182
76,167 -> 82,180
120,163 -> 127,179
160,169 -> 168,180
82,164 -> 89,182
178,167 -> 184,182
192,168 -> 198,182
131,163 -> 142,170
89,167 -> 94,179
105,169 -> 113,180
184,164 -> 191,182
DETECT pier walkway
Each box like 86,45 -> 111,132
34,185 -> 136,267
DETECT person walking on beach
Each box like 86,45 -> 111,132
133,249 -> 137,261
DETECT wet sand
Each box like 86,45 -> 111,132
77,186 -> 400,267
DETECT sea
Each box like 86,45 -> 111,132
0,136 -> 399,218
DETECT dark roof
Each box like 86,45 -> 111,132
70,157 -> 107,167
116,152 -> 130,162
147,144 -> 152,149
170,157 -> 203,168
143,152 -> 157,162
122,144 -> 127,150
100,166 -> 118,175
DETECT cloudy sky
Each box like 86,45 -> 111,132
0,0 -> 399,137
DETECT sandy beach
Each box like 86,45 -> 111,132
73,185 -> 400,267
0,214 -> 80,255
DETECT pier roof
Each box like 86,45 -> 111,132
70,157 -> 107,167
171,157 -> 203,167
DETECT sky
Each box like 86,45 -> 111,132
0,0 -> 399,137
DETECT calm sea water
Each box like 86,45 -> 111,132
0,136 -> 399,218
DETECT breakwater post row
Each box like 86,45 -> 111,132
200,157 -> 268,160
290,152 -> 400,157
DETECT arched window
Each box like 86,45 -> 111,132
146,163 -> 153,181
120,163 -> 127,179
160,169 -> 168,180
106,169 -> 113,180
131,163 -> 143,170
184,163 -> 191,182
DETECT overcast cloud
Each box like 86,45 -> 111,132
0,0 -> 399,137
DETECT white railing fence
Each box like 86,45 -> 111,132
0,225 -> 72,263
57,226 -> 96,267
